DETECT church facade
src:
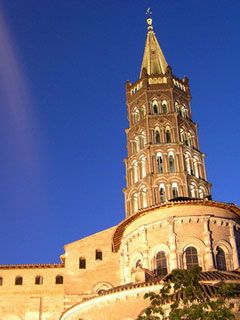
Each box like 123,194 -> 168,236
0,16 -> 240,320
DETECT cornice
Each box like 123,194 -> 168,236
112,200 -> 240,252
0,263 -> 64,269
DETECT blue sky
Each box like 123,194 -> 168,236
0,0 -> 239,264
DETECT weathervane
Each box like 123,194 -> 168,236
145,7 -> 152,18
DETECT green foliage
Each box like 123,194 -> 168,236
137,267 -> 236,320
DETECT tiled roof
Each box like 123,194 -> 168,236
99,270 -> 240,296
112,200 -> 240,252
162,270 -> 240,282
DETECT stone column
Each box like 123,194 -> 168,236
141,227 -> 149,269
121,241 -> 131,284
229,223 -> 239,269
203,217 -> 215,270
168,218 -> 178,270
163,152 -> 168,173
166,183 -> 171,200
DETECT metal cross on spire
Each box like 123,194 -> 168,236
145,8 -> 153,29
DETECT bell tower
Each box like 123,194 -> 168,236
124,15 -> 212,218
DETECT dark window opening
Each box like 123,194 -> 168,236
35,276 -> 43,285
55,275 -> 63,284
0,277 -> 2,286
172,187 -> 178,199
162,103 -> 167,114
166,130 -> 171,143
153,104 -> 158,114
216,247 -> 227,271
185,246 -> 199,269
160,188 -> 165,203
96,250 -> 103,261
79,257 -> 86,269
156,251 -> 168,277
155,131 -> 160,144
157,156 -> 163,173
15,276 -> 23,285
169,155 -> 175,173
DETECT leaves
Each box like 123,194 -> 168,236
136,268 -> 236,320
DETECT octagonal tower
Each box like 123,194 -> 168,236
124,17 -> 212,217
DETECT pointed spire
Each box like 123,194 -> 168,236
140,11 -> 168,78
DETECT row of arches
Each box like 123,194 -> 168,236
175,101 -> 190,119
130,125 -> 173,156
184,153 -> 205,179
180,128 -> 197,149
132,106 -> 146,124
128,151 -> 178,186
153,126 -> 172,144
130,182 -> 180,213
151,99 -> 168,115
130,98 -> 191,127
189,183 -> 208,199
130,126 -> 198,156
134,245 -> 228,278
130,133 -> 147,154
156,151 -> 176,174
129,156 -> 147,184
0,275 -> 64,286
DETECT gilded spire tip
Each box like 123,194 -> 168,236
145,8 -> 153,30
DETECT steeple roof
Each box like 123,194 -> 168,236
140,17 -> 168,77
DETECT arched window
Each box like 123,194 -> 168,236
96,249 -> 103,261
184,155 -> 191,174
169,155 -> 175,173
35,276 -> 43,285
180,107 -> 185,118
155,130 -> 160,144
141,187 -> 148,208
0,277 -> 2,286
15,276 -> 23,285
152,101 -> 159,114
180,129 -> 185,142
216,247 -> 227,271
141,106 -> 146,118
55,275 -> 63,284
172,183 -> 179,199
187,133 -> 192,147
193,158 -> 199,178
131,141 -> 137,154
133,162 -> 138,183
199,187 -> 204,199
156,251 -> 168,277
134,110 -> 140,123
79,257 -> 86,269
140,157 -> 146,178
165,129 -> 171,143
159,185 -> 166,203
175,101 -> 179,112
156,153 -> 163,173
139,136 -> 145,149
190,184 -> 196,198
162,101 -> 168,114
133,193 -> 138,213
185,246 -> 199,269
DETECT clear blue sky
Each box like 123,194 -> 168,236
0,1 -> 239,264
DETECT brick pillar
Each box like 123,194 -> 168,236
229,223 -> 239,269
203,217 -> 215,270
168,218 -> 178,270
